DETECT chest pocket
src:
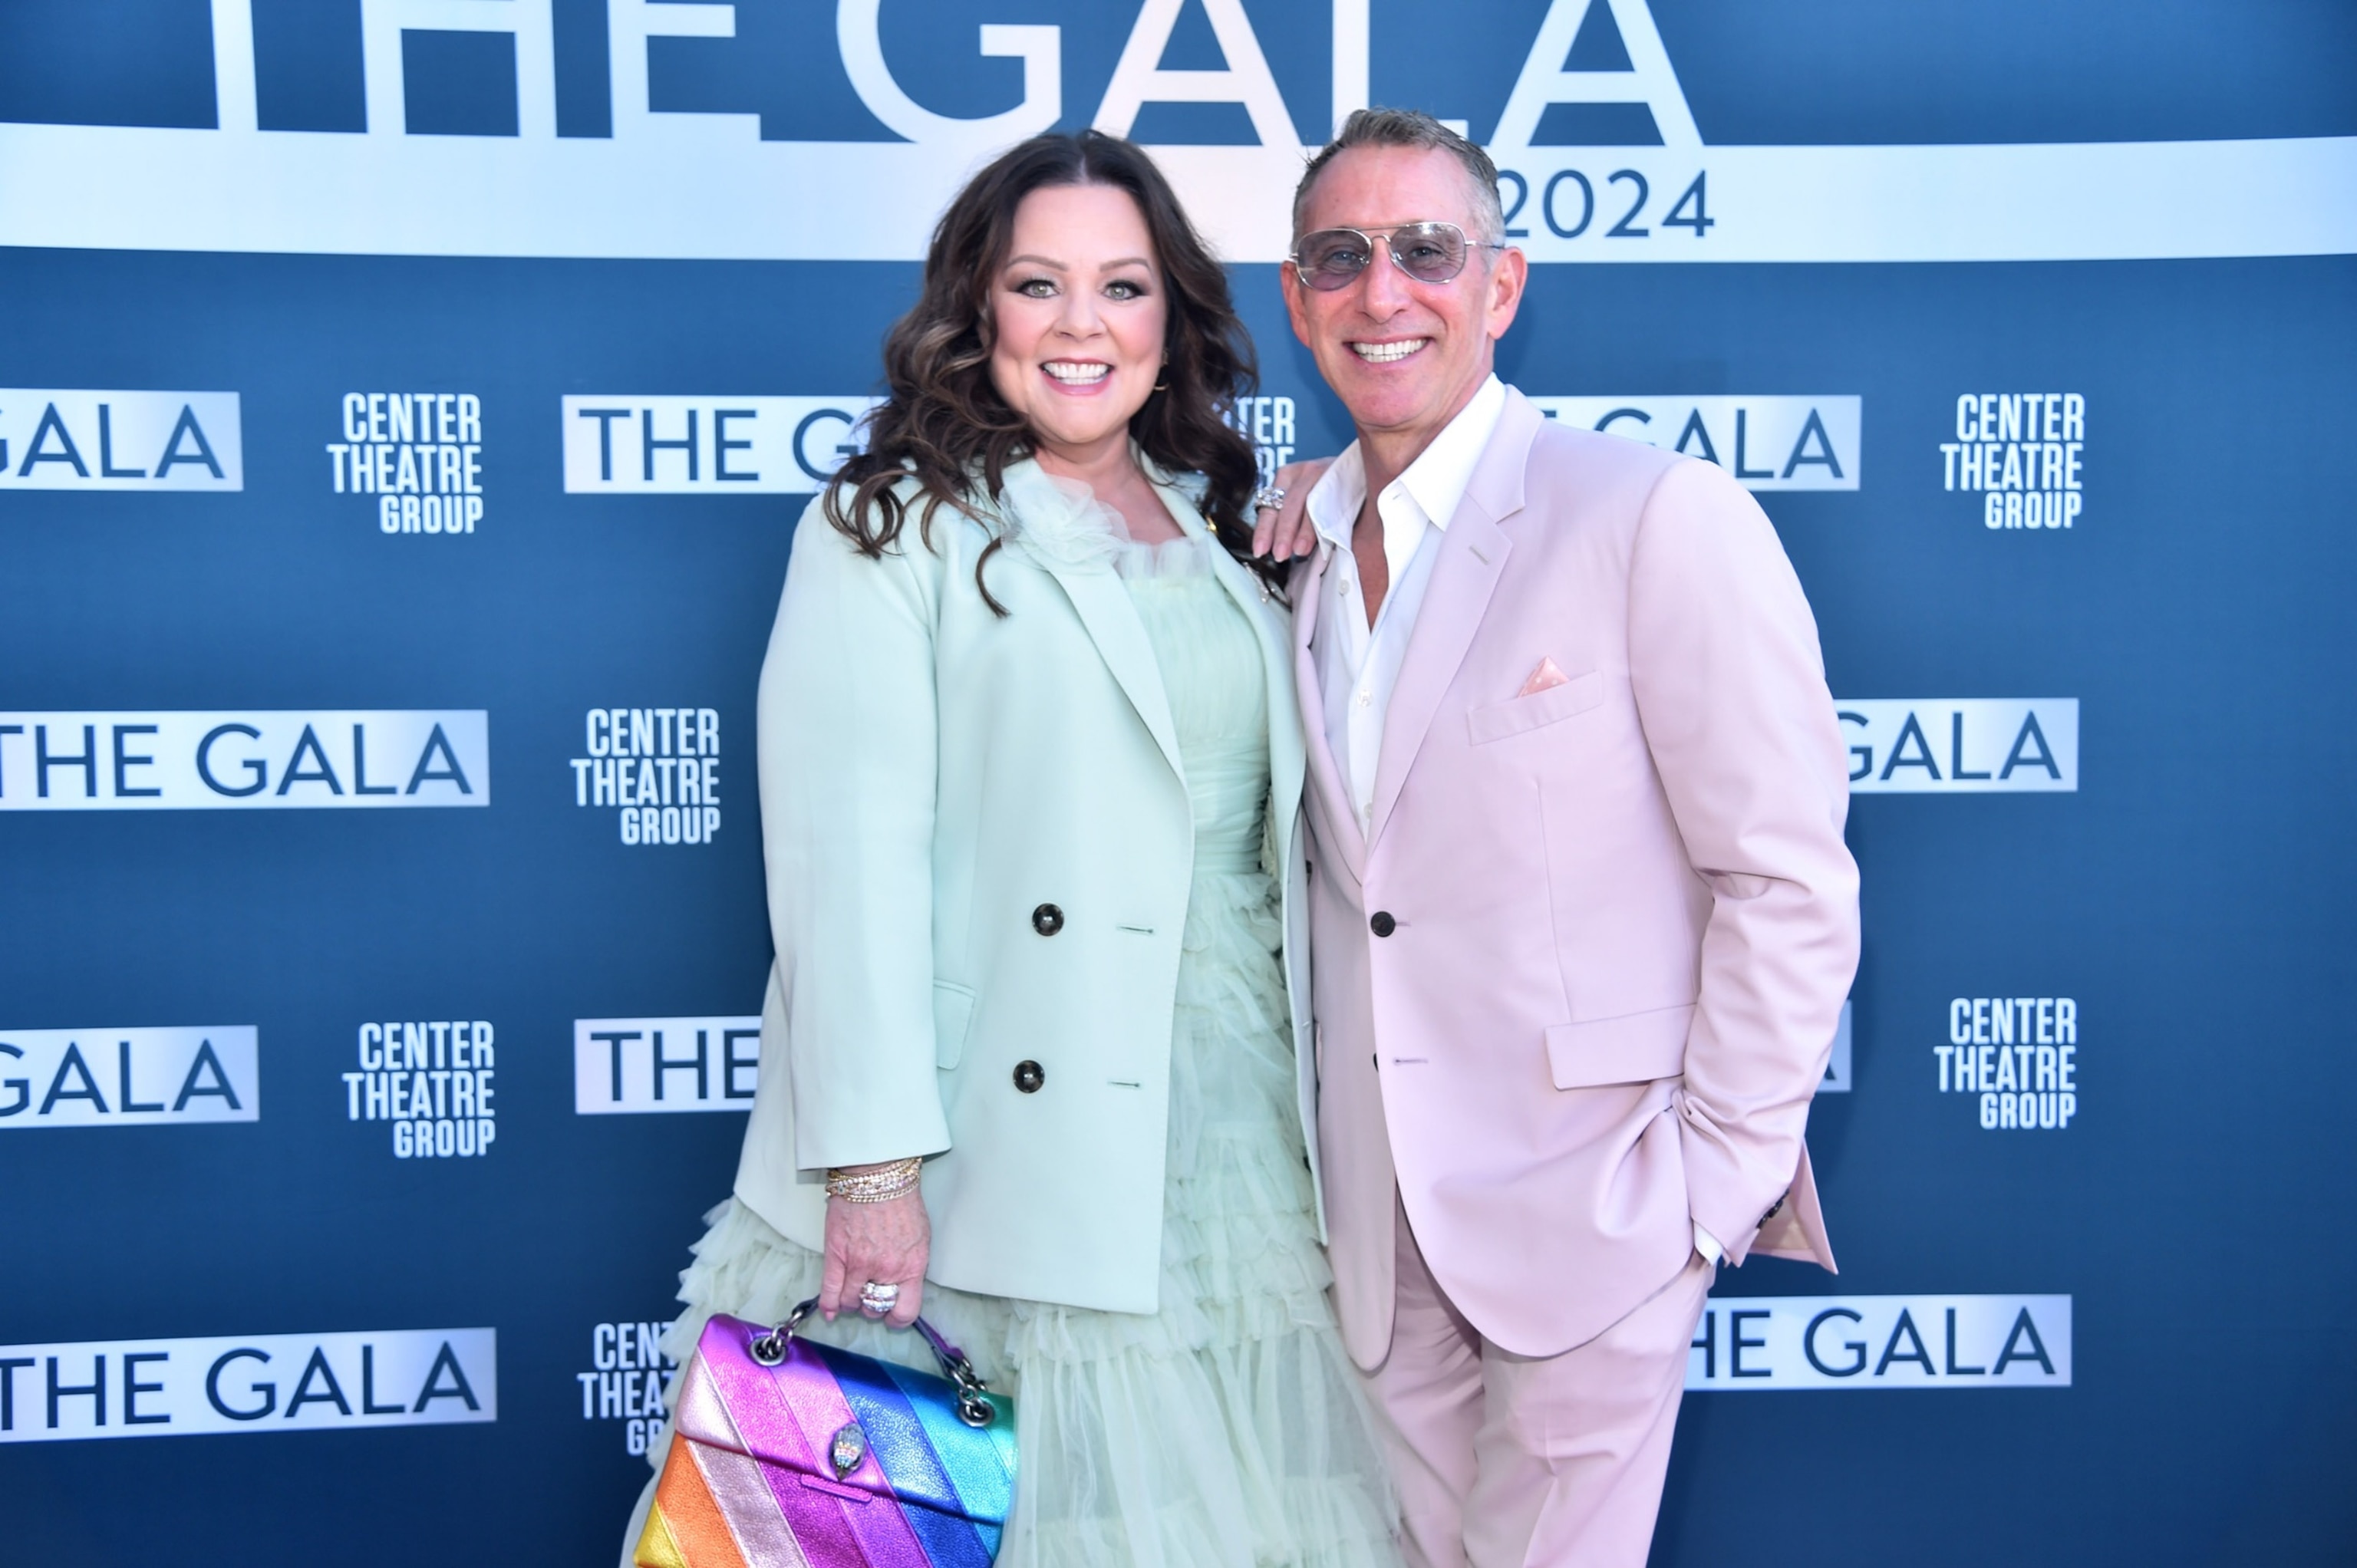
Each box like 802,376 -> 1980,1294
1466,669 -> 1605,745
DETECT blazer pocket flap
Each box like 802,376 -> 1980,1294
1467,669 -> 1605,745
1544,1005 -> 1694,1089
932,981 -> 976,1070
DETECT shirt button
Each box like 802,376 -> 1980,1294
1031,903 -> 1064,936
1012,1060 -> 1046,1093
1370,911 -> 1396,937
1356,690 -> 1371,707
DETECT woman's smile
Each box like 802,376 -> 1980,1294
1040,357 -> 1114,390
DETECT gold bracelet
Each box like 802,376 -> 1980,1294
826,1157 -> 923,1204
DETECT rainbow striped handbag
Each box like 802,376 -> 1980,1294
635,1300 -> 1017,1568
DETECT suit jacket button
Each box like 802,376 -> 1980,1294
1369,911 -> 1396,937
1031,903 -> 1064,936
1012,1059 -> 1046,1093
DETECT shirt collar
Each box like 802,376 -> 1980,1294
1306,374 -> 1507,552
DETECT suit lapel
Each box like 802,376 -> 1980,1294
1290,542 -> 1368,878
1365,390 -> 1542,846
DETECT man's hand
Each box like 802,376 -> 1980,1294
1252,457 -> 1333,562
819,1189 -> 928,1328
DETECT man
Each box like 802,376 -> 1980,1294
1271,110 -> 1858,1566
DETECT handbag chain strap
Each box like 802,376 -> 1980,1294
747,1297 -> 999,1429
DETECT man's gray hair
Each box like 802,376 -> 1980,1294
1291,107 -> 1505,245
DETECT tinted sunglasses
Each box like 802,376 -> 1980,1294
1289,221 -> 1505,292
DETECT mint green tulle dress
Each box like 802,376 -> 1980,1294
637,507 -> 1401,1567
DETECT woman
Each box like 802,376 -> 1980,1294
628,131 -> 1399,1566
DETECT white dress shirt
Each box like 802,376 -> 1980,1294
1306,375 -> 1507,830
1304,375 -> 1726,1268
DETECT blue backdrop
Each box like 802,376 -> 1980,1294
2,2 -> 2353,1562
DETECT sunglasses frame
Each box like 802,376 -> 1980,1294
1288,221 -> 1507,292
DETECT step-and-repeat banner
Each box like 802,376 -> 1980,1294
2,1 -> 2350,1562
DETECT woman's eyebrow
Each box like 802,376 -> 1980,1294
1001,254 -> 1156,272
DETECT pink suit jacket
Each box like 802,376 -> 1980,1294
1297,387 -> 1858,1367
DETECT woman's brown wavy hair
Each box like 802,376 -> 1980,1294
822,130 -> 1274,608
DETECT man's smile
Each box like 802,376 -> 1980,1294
1348,338 -> 1429,364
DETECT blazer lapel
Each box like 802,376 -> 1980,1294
1037,557 -> 1184,786
1365,390 -> 1542,846
1194,522 -> 1303,851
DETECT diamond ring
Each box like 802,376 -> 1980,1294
859,1281 -> 900,1317
1251,485 -> 1287,512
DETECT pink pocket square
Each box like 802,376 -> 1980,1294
1518,657 -> 1571,697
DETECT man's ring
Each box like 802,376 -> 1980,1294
859,1281 -> 900,1317
1252,485 -> 1286,512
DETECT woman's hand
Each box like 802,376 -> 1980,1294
820,1186 -> 929,1328
1252,456 -> 1333,562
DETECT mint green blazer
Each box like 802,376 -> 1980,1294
732,458 -> 1314,1314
